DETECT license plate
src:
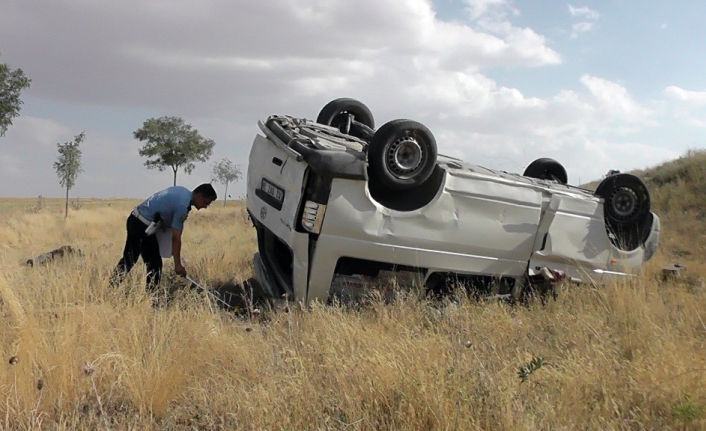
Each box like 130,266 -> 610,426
261,178 -> 284,203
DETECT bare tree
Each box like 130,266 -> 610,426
211,158 -> 242,207
54,132 -> 85,218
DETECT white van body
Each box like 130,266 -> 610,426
246,116 -> 660,303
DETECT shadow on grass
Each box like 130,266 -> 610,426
155,272 -> 271,316
201,277 -> 270,311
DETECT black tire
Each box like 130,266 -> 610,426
523,158 -> 568,185
368,119 -> 438,191
316,98 -> 375,136
595,173 -> 650,225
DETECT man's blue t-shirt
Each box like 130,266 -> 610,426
136,186 -> 192,231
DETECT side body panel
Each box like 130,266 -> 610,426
306,172 -> 545,302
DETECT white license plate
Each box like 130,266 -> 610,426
261,178 -> 284,203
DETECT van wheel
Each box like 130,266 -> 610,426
595,173 -> 650,225
368,119 -> 437,191
317,98 -> 375,138
523,158 -> 568,185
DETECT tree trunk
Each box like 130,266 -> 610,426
65,152 -> 72,219
172,167 -> 177,186
223,182 -> 229,207
64,185 -> 69,219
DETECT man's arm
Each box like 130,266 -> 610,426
172,228 -> 186,277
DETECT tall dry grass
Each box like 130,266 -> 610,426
0,199 -> 705,430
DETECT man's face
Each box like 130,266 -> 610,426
193,194 -> 215,210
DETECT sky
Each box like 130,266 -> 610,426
1,0 -> 705,199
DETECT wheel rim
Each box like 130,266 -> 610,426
386,136 -> 424,179
609,186 -> 638,220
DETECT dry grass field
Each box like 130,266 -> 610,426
2,154 -> 706,430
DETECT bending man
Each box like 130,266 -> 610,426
110,183 -> 217,291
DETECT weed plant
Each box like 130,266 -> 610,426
0,198 -> 704,430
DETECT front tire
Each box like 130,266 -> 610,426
316,98 -> 375,138
368,119 -> 438,191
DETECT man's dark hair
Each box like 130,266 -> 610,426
193,183 -> 217,200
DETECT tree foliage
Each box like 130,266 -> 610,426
54,132 -> 85,218
211,158 -> 242,207
0,53 -> 31,136
134,116 -> 215,186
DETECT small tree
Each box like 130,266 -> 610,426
54,132 -> 85,218
134,116 -> 215,186
0,53 -> 31,136
211,158 -> 242,207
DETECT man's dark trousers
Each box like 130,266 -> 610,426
111,214 -> 163,291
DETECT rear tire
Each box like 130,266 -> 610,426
595,173 -> 652,251
523,158 -> 568,185
595,173 -> 650,225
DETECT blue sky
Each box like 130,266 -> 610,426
1,0 -> 705,198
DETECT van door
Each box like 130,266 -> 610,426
528,194 -> 611,283
246,134 -> 311,300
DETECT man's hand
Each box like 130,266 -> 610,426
175,263 -> 187,277
172,229 -> 186,277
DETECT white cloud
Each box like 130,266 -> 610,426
577,140 -> 678,178
571,22 -> 594,38
663,86 -> 706,127
464,0 -> 516,21
568,4 -> 599,38
685,118 -> 706,128
0,0 -> 688,197
663,86 -> 706,107
580,75 -> 653,124
0,0 -> 561,118
382,71 -> 663,183
568,5 -> 600,19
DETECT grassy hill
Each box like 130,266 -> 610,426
639,149 -> 706,263
0,154 -> 706,429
